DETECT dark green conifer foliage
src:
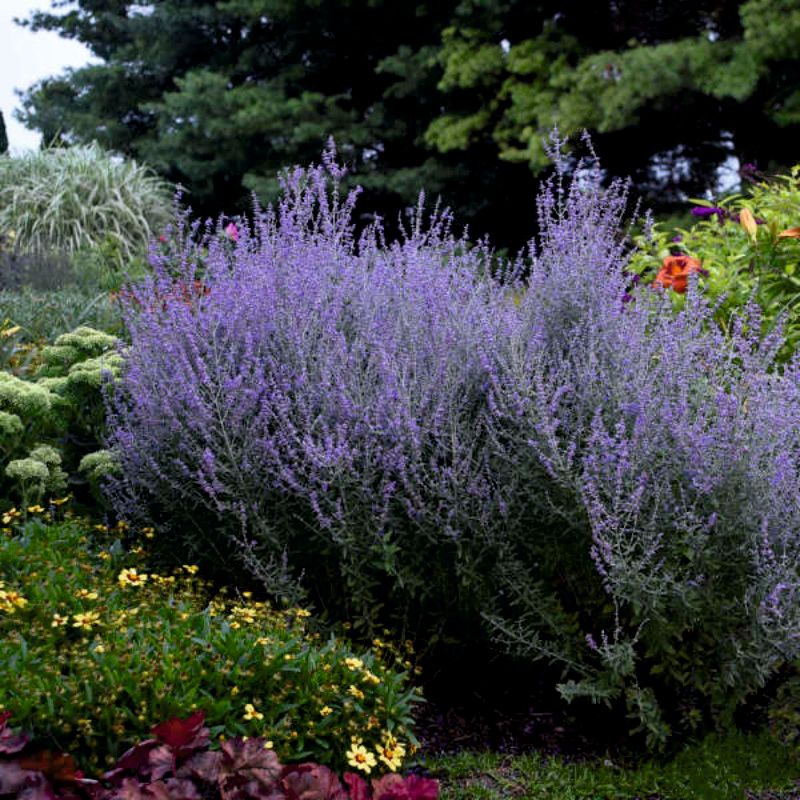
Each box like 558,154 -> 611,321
16,0 -> 800,248
0,111 -> 8,155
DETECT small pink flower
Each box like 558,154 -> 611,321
224,222 -> 239,242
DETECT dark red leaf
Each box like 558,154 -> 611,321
104,741 -> 159,783
0,760 -> 37,796
0,712 -> 29,755
144,778 -> 201,800
151,712 -> 208,753
18,751 -> 81,784
179,750 -> 223,784
114,777 -> 148,800
282,763 -> 347,800
343,773 -> 370,800
219,738 -> 282,799
147,746 -> 175,782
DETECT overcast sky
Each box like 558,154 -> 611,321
0,1 -> 95,153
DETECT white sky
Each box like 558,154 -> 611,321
0,0 -> 95,153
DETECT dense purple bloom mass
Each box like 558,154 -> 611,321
107,144 -> 800,741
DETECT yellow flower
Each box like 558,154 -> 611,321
50,496 -> 71,507
348,685 -> 365,701
75,589 -> 99,601
0,590 -> 27,609
294,608 -> 311,618
254,636 -> 271,646
263,740 -> 274,749
243,703 -> 263,721
182,564 -> 199,575
1,325 -> 20,338
361,671 -> 381,686
51,613 -> 69,627
117,568 -> 148,587
343,657 -> 364,670
231,686 -> 240,697
27,504 -> 45,514
1,509 -> 21,525
72,611 -> 100,630
346,741 -> 377,774
142,527 -> 156,539
94,644 -> 106,654
320,706 -> 333,717
98,551 -> 112,561
376,735 -> 406,772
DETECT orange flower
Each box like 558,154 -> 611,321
652,255 -> 703,294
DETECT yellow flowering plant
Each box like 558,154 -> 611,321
0,520 -> 420,774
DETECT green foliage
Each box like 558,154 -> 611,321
0,288 -> 124,342
0,143 -> 171,266
629,164 -> 800,357
432,733 -> 800,800
768,668 -> 800,752
426,0 -> 800,212
0,520 -> 420,775
0,325 -> 121,509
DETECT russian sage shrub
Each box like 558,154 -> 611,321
106,147 -> 800,743
107,155 -> 516,628
483,156 -> 800,741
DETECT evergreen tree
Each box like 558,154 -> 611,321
0,111 -> 8,155
17,0 -> 800,248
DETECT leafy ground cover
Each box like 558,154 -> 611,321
0,521 -> 419,776
430,736 -> 799,800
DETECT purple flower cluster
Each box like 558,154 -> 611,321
106,144 -> 800,740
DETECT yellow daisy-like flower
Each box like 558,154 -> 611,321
50,496 -> 71,507
294,608 -> 311,618
1,508 -> 21,525
142,527 -> 156,539
94,644 -> 106,654
72,611 -> 101,630
75,589 -> 99,601
182,564 -> 199,575
320,706 -> 333,717
97,551 -> 112,561
361,671 -> 381,686
243,703 -> 264,721
254,636 -> 271,647
117,568 -> 148,587
348,685 -> 365,701
27,504 -> 45,514
343,657 -> 364,670
346,741 -> 377,774
376,735 -> 406,772
0,590 -> 27,609
51,613 -> 69,627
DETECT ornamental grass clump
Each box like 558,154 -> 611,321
0,143 -> 171,267
107,142 -> 800,744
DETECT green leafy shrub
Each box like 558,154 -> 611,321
0,326 -> 122,510
0,287 -> 123,342
0,143 -> 171,268
0,521 -> 420,775
630,164 -> 800,356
